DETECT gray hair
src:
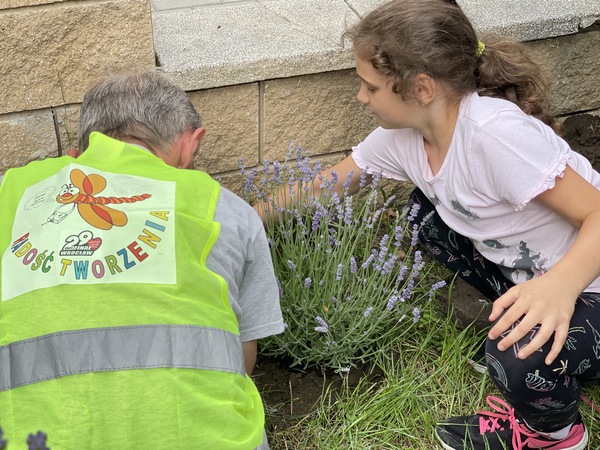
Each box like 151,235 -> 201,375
78,69 -> 201,153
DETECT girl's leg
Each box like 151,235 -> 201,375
408,188 -> 514,300
486,292 -> 600,432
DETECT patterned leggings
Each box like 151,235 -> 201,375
409,188 -> 600,432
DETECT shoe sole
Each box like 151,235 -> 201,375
434,425 -> 588,450
466,358 -> 487,375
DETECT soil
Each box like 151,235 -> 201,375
252,113 -> 600,436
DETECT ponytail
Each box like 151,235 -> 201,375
476,37 -> 562,134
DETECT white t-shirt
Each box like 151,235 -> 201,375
352,92 -> 600,291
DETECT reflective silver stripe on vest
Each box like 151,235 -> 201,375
0,325 -> 245,392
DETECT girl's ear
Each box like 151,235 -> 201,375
413,73 -> 437,106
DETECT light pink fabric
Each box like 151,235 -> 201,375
352,93 -> 600,290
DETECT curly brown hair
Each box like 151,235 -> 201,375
344,0 -> 561,133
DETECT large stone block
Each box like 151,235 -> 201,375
187,83 -> 260,174
525,28 -> 600,115
0,111 -> 59,175
262,70 -> 377,162
0,0 -> 154,115
1,0 -> 72,9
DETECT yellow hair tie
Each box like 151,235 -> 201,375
476,40 -> 486,58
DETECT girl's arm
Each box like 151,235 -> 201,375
489,165 -> 600,364
253,155 -> 365,223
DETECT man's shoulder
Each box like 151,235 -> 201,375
215,186 -> 262,230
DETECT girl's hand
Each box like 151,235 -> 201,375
488,275 -> 577,365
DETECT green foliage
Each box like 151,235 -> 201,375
241,146 -> 446,371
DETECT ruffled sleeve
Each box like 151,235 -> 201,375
469,111 -> 573,212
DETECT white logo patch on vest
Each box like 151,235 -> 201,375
2,164 -> 176,301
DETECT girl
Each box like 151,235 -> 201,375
257,0 -> 600,448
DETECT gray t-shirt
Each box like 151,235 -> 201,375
209,187 -> 284,342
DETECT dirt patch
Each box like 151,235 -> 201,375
562,114 -> 600,170
253,113 -> 600,439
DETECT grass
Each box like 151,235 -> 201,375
262,280 -> 600,449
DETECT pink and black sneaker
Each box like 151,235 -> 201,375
435,396 -> 588,450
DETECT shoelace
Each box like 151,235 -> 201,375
477,396 -> 539,450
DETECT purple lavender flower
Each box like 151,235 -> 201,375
261,160 -> 271,174
343,196 -> 353,225
304,278 -> 312,288
272,160 -> 282,184
410,251 -> 425,278
243,167 -> 258,196
336,263 -> 343,281
330,170 -> 339,187
410,224 -> 419,247
381,254 -> 397,275
27,431 -> 49,450
394,225 -> 403,248
361,251 -> 376,270
343,170 -> 355,191
329,228 -> 340,247
311,204 -> 327,231
401,278 -> 415,301
315,316 -> 329,333
371,170 -> 383,189
413,307 -> 421,323
407,202 -> 421,222
295,145 -> 304,163
428,280 -> 447,298
287,260 -> 297,271
363,306 -> 373,317
396,265 -> 408,284
350,256 -> 357,274
359,167 -> 369,188
377,235 -> 390,263
386,295 -> 398,310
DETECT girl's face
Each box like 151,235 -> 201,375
355,56 -> 419,129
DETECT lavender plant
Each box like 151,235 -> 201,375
241,145 -> 446,371
0,428 -> 49,450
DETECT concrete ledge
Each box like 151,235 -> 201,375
461,0 -> 600,42
152,0 -> 600,91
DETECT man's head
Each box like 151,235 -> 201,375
77,69 -> 205,168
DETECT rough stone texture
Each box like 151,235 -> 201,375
0,0 -> 154,115
54,105 -> 81,153
152,0 -> 362,91
212,171 -> 245,198
1,0 -> 71,8
459,0 -> 600,42
187,83 -> 260,173
525,28 -> 600,116
262,70 -> 377,162
0,112 -> 59,175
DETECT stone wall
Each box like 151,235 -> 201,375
1,0 -> 599,197
0,0 -> 155,174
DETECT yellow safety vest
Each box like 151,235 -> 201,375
0,132 -> 264,449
